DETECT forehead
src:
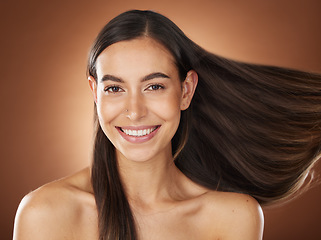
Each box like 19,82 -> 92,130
95,37 -> 177,78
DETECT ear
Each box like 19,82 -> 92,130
180,70 -> 198,110
88,76 -> 97,103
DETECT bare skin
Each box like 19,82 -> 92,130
14,167 -> 263,240
13,168 -> 98,240
13,37 -> 264,239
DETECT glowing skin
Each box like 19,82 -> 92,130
14,37 -> 263,240
89,37 -> 197,164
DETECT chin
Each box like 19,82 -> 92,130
116,144 -> 171,164
120,150 -> 157,163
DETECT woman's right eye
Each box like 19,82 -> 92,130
104,85 -> 123,93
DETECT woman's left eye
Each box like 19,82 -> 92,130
146,84 -> 164,91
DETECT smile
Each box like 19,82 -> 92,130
121,127 -> 158,137
116,125 -> 161,143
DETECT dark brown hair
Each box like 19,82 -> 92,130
87,10 -> 321,240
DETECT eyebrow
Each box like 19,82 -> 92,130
100,72 -> 170,83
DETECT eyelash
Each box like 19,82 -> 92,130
145,84 -> 165,91
104,85 -> 123,93
104,84 -> 165,93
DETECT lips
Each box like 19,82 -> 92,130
116,125 -> 160,143
121,126 -> 158,137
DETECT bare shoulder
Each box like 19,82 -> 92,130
13,168 -> 97,240
201,191 -> 264,240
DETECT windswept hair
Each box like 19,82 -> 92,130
87,10 -> 321,240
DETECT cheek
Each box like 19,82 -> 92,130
153,92 -> 182,123
96,97 -> 122,127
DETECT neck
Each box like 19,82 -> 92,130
116,149 -> 183,208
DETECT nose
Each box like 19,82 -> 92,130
125,92 -> 147,121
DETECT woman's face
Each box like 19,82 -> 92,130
89,37 -> 197,163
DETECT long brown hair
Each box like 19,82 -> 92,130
87,10 -> 321,240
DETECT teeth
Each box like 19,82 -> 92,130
122,127 -> 157,137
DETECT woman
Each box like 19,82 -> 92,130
13,10 -> 321,240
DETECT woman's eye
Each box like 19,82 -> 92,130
146,84 -> 164,91
104,86 -> 122,93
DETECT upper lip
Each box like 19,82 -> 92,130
116,125 -> 160,131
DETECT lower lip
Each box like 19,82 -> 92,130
116,126 -> 160,144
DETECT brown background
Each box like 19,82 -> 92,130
1,0 -> 321,239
